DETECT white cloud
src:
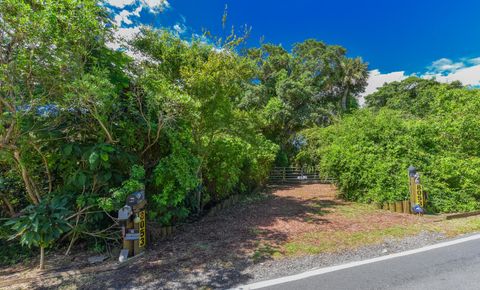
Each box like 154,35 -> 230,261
141,0 -> 170,12
114,5 -> 143,26
117,26 -> 141,40
173,23 -> 186,34
106,26 -> 141,50
428,58 -> 465,74
106,0 -> 177,61
468,57 -> 480,65
424,64 -> 480,86
107,0 -> 170,18
106,0 -> 136,8
358,69 -> 407,105
424,57 -> 480,86
114,10 -> 132,26
361,56 -> 480,105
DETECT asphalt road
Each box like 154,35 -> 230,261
241,235 -> 480,290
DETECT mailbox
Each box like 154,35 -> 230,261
118,191 -> 147,262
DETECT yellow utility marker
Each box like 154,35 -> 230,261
408,166 -> 426,214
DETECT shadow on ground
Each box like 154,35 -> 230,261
27,184 -> 342,289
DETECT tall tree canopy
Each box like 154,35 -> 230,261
244,40 -> 368,160
365,76 -> 463,116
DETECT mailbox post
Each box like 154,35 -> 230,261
408,166 -> 425,214
118,191 -> 147,262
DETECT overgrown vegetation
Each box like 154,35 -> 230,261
6,0 -> 476,272
0,1 -> 368,268
298,77 -> 480,213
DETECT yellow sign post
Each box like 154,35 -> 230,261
118,191 -> 147,262
139,210 -> 146,249
408,166 -> 426,214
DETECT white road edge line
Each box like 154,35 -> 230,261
235,233 -> 480,289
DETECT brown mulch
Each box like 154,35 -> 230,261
0,184 -> 429,289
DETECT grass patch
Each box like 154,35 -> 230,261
282,214 -> 480,257
241,192 -> 271,204
284,225 -> 421,256
333,203 -> 377,219
249,227 -> 269,236
446,217 -> 480,235
252,243 -> 280,263
308,201 -> 336,216
424,216 -> 480,237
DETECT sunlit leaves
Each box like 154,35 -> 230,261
302,81 -> 480,213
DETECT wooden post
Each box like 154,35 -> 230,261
124,219 -> 134,256
389,202 -> 395,212
133,218 -> 140,255
402,200 -> 410,214
409,176 -> 416,210
395,201 -> 403,213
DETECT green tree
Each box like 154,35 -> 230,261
339,58 -> 368,111
6,196 -> 71,269
300,81 -> 480,213
130,29 -> 276,217
0,0 -> 112,207
365,76 -> 462,115
245,40 -> 368,161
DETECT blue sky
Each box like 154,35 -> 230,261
104,0 -> 480,95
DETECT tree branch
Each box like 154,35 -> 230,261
32,143 -> 52,194
92,108 -> 115,144
13,150 -> 40,205
0,192 -> 15,217
141,113 -> 165,155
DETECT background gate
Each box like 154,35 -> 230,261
268,166 -> 336,184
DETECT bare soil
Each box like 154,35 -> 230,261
0,184 -> 439,289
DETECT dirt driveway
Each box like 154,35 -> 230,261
2,184 -> 435,289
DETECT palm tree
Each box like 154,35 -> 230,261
340,58 -> 369,111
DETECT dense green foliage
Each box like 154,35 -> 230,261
0,0 -> 368,267
299,77 -> 480,213
245,41 -> 368,158
3,0 -> 477,271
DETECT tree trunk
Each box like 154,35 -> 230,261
13,150 -> 40,205
341,88 -> 349,111
92,108 -> 115,144
39,246 -> 45,270
0,193 -> 15,217
196,170 -> 203,214
97,117 -> 115,144
32,143 -> 52,194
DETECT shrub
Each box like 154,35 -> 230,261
299,105 -> 480,213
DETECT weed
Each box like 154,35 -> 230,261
284,225 -> 422,256
252,244 -> 279,263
